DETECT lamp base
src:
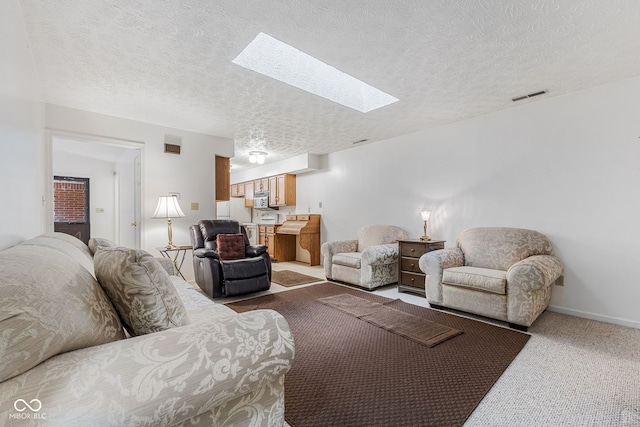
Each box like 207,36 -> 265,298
420,235 -> 431,242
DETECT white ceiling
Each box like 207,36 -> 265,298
20,0 -> 640,170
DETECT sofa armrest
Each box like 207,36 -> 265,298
507,254 -> 563,292
0,309 -> 295,426
418,248 -> 464,304
321,239 -> 358,278
361,243 -> 399,266
156,257 -> 176,276
245,244 -> 267,257
193,248 -> 220,259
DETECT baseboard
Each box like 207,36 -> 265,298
547,305 -> 640,329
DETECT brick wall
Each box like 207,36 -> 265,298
54,181 -> 87,223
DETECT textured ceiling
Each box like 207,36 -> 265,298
20,0 -> 640,170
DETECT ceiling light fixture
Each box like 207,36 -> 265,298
232,32 -> 399,113
249,151 -> 267,164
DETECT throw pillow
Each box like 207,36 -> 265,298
94,247 -> 189,336
217,233 -> 245,260
88,237 -> 117,256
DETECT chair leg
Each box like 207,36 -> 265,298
508,322 -> 528,332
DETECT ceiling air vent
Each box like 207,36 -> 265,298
512,90 -> 548,102
164,134 -> 182,155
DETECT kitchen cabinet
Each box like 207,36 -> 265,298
255,178 -> 269,193
215,156 -> 230,201
230,183 -> 245,198
268,174 -> 296,207
244,180 -> 254,208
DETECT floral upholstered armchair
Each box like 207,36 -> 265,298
321,224 -> 408,290
418,227 -> 563,330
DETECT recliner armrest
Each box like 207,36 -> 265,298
419,248 -> 464,304
321,239 -> 358,279
361,243 -> 400,266
507,254 -> 563,292
193,248 -> 220,259
245,244 -> 267,257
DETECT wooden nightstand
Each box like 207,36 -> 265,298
398,239 -> 445,295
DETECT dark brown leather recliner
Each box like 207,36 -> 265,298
189,220 -> 271,298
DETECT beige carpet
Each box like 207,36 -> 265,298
464,310 -> 640,426
271,269 -> 322,287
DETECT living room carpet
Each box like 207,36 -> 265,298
271,269 -> 322,287
227,282 -> 530,427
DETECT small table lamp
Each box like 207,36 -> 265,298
153,195 -> 186,248
420,211 -> 431,241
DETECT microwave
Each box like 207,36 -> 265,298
254,191 -> 269,209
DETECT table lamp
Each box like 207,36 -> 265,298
153,195 -> 186,248
420,210 -> 431,241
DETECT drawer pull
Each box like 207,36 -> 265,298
410,263 -> 415,268
410,248 -> 415,252
410,278 -> 415,282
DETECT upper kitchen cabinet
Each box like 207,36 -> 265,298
244,180 -> 254,208
231,182 -> 245,198
269,174 -> 296,207
215,156 -> 230,201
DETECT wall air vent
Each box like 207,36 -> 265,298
512,90 -> 548,102
164,134 -> 182,154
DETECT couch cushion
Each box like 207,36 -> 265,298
217,233 -> 245,260
88,237 -> 118,255
442,266 -> 507,295
18,232 -> 96,277
0,245 -> 125,383
94,247 -> 189,336
457,227 -> 553,271
332,252 -> 362,269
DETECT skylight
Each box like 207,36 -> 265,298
232,32 -> 398,113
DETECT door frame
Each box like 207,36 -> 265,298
46,129 -> 145,247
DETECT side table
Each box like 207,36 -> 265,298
398,239 -> 445,296
157,245 -> 192,280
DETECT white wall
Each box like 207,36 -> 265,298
297,76 -> 640,328
46,105 -> 235,280
52,151 -> 118,241
0,0 -> 46,249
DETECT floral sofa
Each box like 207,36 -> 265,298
0,232 -> 294,426
418,227 -> 563,330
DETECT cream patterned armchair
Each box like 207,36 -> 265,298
321,225 -> 408,290
418,227 -> 563,330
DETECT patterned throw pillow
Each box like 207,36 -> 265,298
217,234 -> 246,260
88,237 -> 117,256
94,247 -> 189,336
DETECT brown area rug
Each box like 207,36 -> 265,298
227,282 -> 530,427
318,293 -> 463,347
271,269 -> 322,287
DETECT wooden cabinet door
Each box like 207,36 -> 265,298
215,156 -> 230,201
244,181 -> 254,207
231,184 -> 239,197
268,176 -> 278,206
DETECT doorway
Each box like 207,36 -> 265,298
49,133 -> 143,247
53,176 -> 90,244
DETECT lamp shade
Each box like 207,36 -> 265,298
153,196 -> 186,219
420,211 -> 431,221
